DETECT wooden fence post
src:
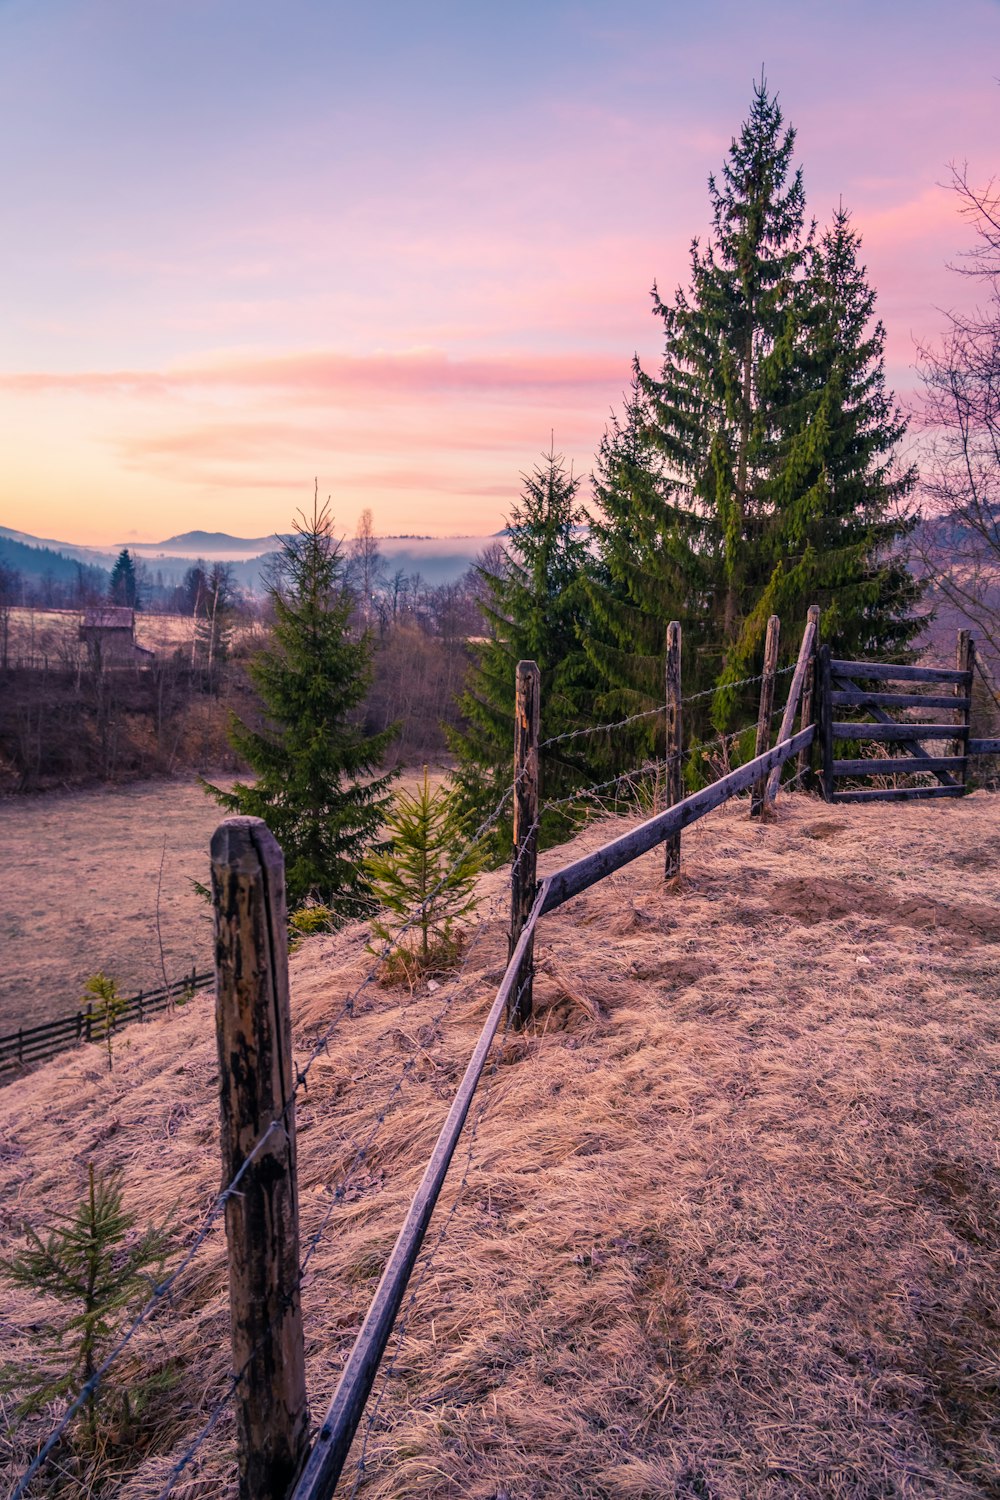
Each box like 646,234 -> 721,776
797,604 -> 821,787
818,644 -> 835,802
750,615 -> 780,816
509,661 -> 540,1027
664,621 -> 683,879
764,608 -> 820,807
212,816 -> 308,1500
956,629 -> 974,789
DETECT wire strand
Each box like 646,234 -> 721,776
10,774 -> 523,1500
535,664 -> 797,753
150,884 -> 513,1498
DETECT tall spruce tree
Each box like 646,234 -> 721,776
788,206 -> 919,655
204,496 -> 397,912
448,448 -> 599,843
585,79 -> 918,751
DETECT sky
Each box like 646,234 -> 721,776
0,0 -> 997,546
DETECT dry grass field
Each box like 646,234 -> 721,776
6,606 -> 200,661
1,791 -> 999,1498
0,769 -> 448,1034
0,778 -> 228,1031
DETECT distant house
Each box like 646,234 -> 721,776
78,606 -> 154,668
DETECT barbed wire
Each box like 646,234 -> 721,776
680,661 -> 796,705
538,718 -> 765,816
535,663 -> 798,754
10,774 -> 525,1500
537,704 -> 664,752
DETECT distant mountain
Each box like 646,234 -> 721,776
0,532 -> 110,589
0,524 -> 497,591
0,525 -> 120,572
137,531 -> 285,559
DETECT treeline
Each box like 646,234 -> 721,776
0,545 -> 484,791
0,82 -> 941,808
449,81 -> 921,835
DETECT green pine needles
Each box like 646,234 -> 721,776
1,1163 -> 172,1463
448,447 -> 604,844
584,76 -> 920,756
365,768 -> 488,982
204,492 -> 398,913
82,972 -> 124,1071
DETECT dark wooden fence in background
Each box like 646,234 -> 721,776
0,966 -> 212,1075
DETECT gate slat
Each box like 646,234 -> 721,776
829,690 -> 971,711
835,786 -> 967,803
832,722 -> 967,741
830,660 -> 970,684
832,756 -> 966,777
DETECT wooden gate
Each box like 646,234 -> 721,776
817,638 -> 974,803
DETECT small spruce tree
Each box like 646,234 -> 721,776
204,493 -> 397,913
1,1163 -> 171,1456
365,768 -> 488,981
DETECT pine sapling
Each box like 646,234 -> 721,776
365,768 -> 488,982
82,972 -> 124,1070
1,1163 -> 172,1459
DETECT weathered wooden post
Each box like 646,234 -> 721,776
765,607 -> 819,807
212,816 -> 308,1500
664,621 -> 683,879
956,629 -> 974,790
750,614 -> 780,816
797,604 -> 821,786
818,644 -> 835,802
509,661 -> 540,1027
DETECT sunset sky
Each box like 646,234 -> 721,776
1,0 -> 997,545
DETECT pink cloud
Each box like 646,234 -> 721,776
0,347 -> 628,402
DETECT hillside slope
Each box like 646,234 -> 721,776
2,794 -> 999,1498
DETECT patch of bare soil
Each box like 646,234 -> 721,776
1,792 -> 999,1498
769,875 -> 1000,943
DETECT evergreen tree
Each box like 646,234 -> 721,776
447,448 -> 600,843
108,548 -> 139,609
204,495 -> 397,912
788,206 -> 919,657
585,79 -> 918,751
365,768 -> 488,980
1,1163 -> 171,1455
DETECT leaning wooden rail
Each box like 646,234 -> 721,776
291,880 -> 551,1499
290,722 -> 813,1499
541,727 -> 814,913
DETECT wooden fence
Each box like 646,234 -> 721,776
12,614 -> 999,1500
817,630 -> 1000,802
208,612 -> 823,1500
0,966 -> 212,1075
